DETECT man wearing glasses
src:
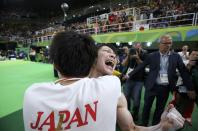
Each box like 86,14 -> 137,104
129,34 -> 195,126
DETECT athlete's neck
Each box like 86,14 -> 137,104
89,68 -> 103,78
55,76 -> 84,85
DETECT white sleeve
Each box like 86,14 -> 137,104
98,75 -> 122,99
23,88 -> 31,131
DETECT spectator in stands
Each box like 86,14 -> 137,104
129,34 -> 194,126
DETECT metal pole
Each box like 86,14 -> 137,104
109,0 -> 112,12
61,3 -> 69,30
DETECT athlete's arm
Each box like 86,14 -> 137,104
117,93 -> 185,131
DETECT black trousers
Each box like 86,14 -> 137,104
142,84 -> 170,126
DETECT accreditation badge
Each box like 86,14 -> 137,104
160,73 -> 168,84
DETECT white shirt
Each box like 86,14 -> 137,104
156,51 -> 170,85
178,51 -> 189,65
23,75 -> 121,131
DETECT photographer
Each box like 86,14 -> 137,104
122,43 -> 147,121
117,46 -> 129,75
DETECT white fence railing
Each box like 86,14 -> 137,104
195,12 -> 198,26
77,13 -> 196,35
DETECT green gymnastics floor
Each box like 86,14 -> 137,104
0,60 -> 197,131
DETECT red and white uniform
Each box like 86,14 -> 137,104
23,75 -> 121,131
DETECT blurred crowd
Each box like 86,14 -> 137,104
0,49 -> 27,61
0,0 -> 198,43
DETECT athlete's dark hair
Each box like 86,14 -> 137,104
49,31 -> 97,77
96,43 -> 118,55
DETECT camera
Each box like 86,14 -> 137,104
129,48 -> 136,56
118,48 -> 125,56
